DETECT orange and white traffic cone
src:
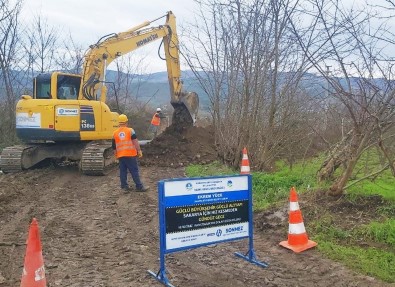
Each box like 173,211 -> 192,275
20,218 -> 47,287
279,187 -> 317,253
240,147 -> 250,174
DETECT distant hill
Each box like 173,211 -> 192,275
104,70 -> 211,112
0,69 -> 211,112
1,69 -> 386,115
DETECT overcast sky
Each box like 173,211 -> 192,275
19,0 -> 395,75
20,0 -> 198,72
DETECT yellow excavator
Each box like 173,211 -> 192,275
0,11 -> 199,175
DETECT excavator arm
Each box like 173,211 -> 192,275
81,11 -> 199,125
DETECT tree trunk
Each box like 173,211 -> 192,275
317,131 -> 352,182
327,130 -> 372,196
329,155 -> 357,196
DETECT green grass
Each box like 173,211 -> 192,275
275,155 -> 324,180
354,219 -> 395,246
185,149 -> 395,283
257,156 -> 325,208
347,170 -> 395,201
316,240 -> 395,283
343,149 -> 395,200
377,203 -> 395,217
186,161 -> 236,177
311,216 -> 351,241
310,217 -> 395,282
186,158 -> 322,210
251,172 -> 304,209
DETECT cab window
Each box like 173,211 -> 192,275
57,85 -> 78,100
57,75 -> 81,100
36,80 -> 51,99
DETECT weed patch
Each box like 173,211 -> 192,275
317,240 -> 395,283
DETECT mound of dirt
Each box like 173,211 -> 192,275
140,125 -> 218,167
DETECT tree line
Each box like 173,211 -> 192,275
183,0 -> 394,195
0,0 -> 394,196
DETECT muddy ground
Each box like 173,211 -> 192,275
0,126 -> 392,287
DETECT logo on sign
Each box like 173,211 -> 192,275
16,113 -> 41,128
186,183 -> 193,190
227,180 -> 233,187
226,226 -> 244,234
216,229 -> 222,237
57,108 -> 78,116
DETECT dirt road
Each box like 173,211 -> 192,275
0,164 -> 390,287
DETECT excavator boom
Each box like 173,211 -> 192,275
81,11 -> 199,125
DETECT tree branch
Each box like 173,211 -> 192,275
344,163 -> 390,190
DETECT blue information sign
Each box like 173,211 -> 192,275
148,174 -> 268,287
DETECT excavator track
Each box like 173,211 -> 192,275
80,141 -> 116,176
0,145 -> 36,173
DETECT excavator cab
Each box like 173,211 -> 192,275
16,72 -> 117,144
33,73 -> 81,100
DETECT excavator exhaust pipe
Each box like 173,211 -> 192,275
171,92 -> 199,130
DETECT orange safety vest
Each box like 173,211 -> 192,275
151,113 -> 160,126
113,127 -> 137,158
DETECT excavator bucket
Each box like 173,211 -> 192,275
171,92 -> 199,129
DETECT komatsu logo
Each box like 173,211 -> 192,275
136,34 -> 159,47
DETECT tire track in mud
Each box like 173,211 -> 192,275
25,166 -> 181,287
39,168 -> 151,287
0,166 -> 392,287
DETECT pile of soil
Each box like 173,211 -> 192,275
140,125 -> 218,167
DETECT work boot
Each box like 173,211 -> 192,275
136,186 -> 149,192
121,186 -> 132,194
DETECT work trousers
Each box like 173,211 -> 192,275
118,156 -> 143,189
149,124 -> 159,137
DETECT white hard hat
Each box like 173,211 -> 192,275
156,108 -> 162,112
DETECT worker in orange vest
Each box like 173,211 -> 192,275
149,108 -> 166,138
112,114 -> 149,193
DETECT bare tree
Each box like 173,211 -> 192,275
0,0 -> 23,145
112,53 -> 150,110
289,0 -> 395,195
55,33 -> 85,74
183,0 -> 312,169
24,15 -> 58,73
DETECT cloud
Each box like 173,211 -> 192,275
20,0 -> 197,72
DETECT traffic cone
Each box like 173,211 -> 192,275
240,147 -> 250,174
20,218 -> 47,287
279,187 -> 317,253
